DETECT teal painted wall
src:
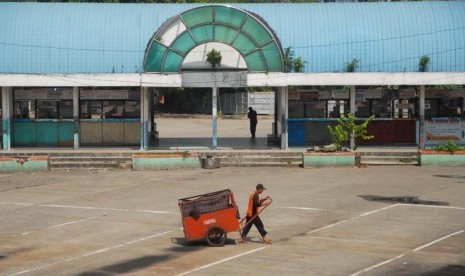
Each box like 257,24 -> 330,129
419,153 -> 465,166
0,159 -> 49,173
12,120 -> 74,147
133,156 -> 201,170
303,153 -> 355,167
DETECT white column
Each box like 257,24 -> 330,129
212,86 -> 218,149
140,87 -> 149,150
350,85 -> 356,150
73,87 -> 80,150
1,87 -> 13,150
419,85 -> 425,149
281,86 -> 288,149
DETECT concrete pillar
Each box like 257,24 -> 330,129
280,86 -> 288,149
275,87 -> 282,138
419,85 -> 425,149
212,86 -> 218,149
140,87 -> 149,150
350,85 -> 356,150
1,87 -> 13,151
73,87 -> 80,150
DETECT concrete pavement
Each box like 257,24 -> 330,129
0,166 -> 464,275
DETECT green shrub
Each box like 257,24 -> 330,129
206,48 -> 222,67
432,140 -> 465,152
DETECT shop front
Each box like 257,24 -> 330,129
287,87 -> 418,147
423,88 -> 465,146
79,89 -> 140,146
11,88 -> 141,147
12,89 -> 74,147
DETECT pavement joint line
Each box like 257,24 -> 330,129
19,215 -> 100,236
348,229 -> 464,276
6,230 -> 173,276
176,247 -> 267,276
0,201 -> 178,215
276,206 -> 325,211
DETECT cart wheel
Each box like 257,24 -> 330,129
205,227 -> 227,247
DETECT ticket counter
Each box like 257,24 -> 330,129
12,90 -> 74,147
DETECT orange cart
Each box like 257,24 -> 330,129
178,189 -> 240,246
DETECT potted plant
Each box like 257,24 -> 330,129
418,140 -> 465,166
206,48 -> 222,68
418,55 -> 430,72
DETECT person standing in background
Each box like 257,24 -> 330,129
247,107 -> 258,138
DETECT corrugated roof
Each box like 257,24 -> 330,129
0,2 -> 464,74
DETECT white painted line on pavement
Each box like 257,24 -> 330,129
19,215 -> 100,236
398,204 -> 465,210
0,202 -> 33,206
176,247 -> 267,276
412,229 -> 464,252
360,204 -> 400,217
307,236 -> 408,247
7,230 -> 173,276
349,229 -> 464,276
0,201 -> 178,215
349,254 -> 405,276
308,204 -> 399,234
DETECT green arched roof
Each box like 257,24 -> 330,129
144,5 -> 284,73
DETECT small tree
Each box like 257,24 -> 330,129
293,57 -> 307,73
283,46 -> 295,73
328,113 -> 375,150
284,46 -> 307,73
346,58 -> 360,72
206,48 -> 222,67
418,55 -> 430,72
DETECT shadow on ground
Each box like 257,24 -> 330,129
434,175 -> 465,179
359,195 -> 449,206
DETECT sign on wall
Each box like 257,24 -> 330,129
424,118 -> 465,145
80,90 -> 129,100
15,89 -> 73,100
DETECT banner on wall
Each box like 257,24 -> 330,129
424,118 -> 465,145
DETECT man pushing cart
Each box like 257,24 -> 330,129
178,184 -> 272,246
238,183 -> 272,244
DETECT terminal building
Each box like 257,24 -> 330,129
1,1 -> 465,151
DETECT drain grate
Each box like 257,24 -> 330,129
359,195 -> 449,206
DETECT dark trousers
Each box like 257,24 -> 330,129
250,123 -> 257,137
241,215 -> 267,238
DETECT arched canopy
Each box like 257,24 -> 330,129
144,5 -> 284,73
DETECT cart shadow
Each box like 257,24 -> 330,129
171,237 -> 238,247
77,237 -> 240,275
77,254 -> 173,276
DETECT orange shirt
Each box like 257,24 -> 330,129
246,191 -> 260,217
